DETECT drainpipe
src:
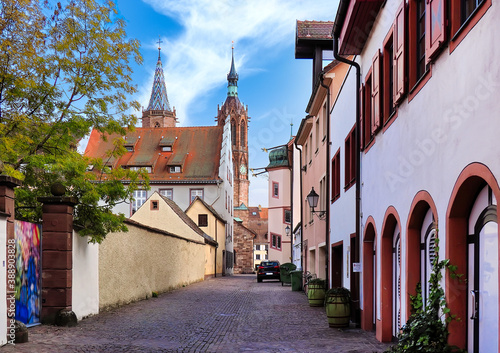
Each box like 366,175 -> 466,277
289,143 -> 293,263
333,2 -> 362,324
319,73 -> 330,290
215,219 -> 218,278
294,139 -> 304,272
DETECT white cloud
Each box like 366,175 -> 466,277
139,0 -> 336,126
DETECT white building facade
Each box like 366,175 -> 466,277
333,0 -> 500,350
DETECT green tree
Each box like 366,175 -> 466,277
0,0 -> 148,243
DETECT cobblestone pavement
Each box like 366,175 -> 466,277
1,275 -> 392,353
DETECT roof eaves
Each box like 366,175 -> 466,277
124,219 -> 205,245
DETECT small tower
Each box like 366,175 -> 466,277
216,44 -> 250,207
142,39 -> 177,128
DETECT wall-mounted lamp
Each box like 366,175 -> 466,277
285,225 -> 291,236
307,187 -> 326,220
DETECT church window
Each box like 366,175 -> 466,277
154,121 -> 161,128
231,120 -> 236,146
240,121 -> 246,147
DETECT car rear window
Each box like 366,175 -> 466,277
261,262 -> 279,266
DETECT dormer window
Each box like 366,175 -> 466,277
125,146 -> 134,152
162,146 -> 172,152
170,166 -> 181,173
129,166 -> 152,173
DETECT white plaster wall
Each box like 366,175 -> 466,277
352,0 -> 500,325
330,66 -> 357,289
218,114 -> 234,273
72,232 -> 99,320
0,217 -> 7,345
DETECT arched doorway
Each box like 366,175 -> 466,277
362,218 -> 376,331
467,185 -> 497,353
406,191 -> 438,320
379,207 -> 401,342
447,163 -> 500,351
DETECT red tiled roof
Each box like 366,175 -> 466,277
84,126 -> 223,182
295,21 -> 335,59
296,21 -> 334,40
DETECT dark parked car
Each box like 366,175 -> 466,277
256,261 -> 280,282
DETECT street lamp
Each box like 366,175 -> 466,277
307,187 -> 326,219
285,225 -> 291,236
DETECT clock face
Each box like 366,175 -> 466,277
240,164 -> 247,175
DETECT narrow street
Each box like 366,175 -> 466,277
2,275 -> 391,353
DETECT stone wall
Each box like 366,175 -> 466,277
99,222 -> 205,310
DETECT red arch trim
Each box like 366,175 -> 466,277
377,206 -> 401,342
405,191 -> 438,322
362,216 -> 377,331
446,163 -> 500,349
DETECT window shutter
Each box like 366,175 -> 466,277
425,0 -> 446,63
393,1 -> 406,104
359,84 -> 365,150
371,50 -> 382,134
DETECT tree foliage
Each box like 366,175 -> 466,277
0,0 -> 148,243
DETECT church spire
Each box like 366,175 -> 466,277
146,38 -> 172,111
227,42 -> 238,97
142,37 -> 177,128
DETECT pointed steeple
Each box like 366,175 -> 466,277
142,37 -> 177,128
227,42 -> 238,97
147,40 -> 172,111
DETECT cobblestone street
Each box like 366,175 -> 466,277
1,275 -> 391,353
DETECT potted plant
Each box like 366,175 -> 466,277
307,278 -> 326,307
324,287 -> 351,328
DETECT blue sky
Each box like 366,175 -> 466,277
116,0 -> 339,207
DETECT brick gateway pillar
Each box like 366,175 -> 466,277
38,193 -> 78,326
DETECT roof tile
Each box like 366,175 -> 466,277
85,126 -> 223,182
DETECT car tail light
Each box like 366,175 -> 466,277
258,266 -> 264,270
274,266 -> 279,269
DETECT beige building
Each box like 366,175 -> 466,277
185,196 -> 227,277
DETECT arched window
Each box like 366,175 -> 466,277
231,120 -> 236,146
240,120 -> 246,147
154,121 -> 161,128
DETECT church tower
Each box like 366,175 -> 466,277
142,42 -> 177,128
216,46 -> 250,207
